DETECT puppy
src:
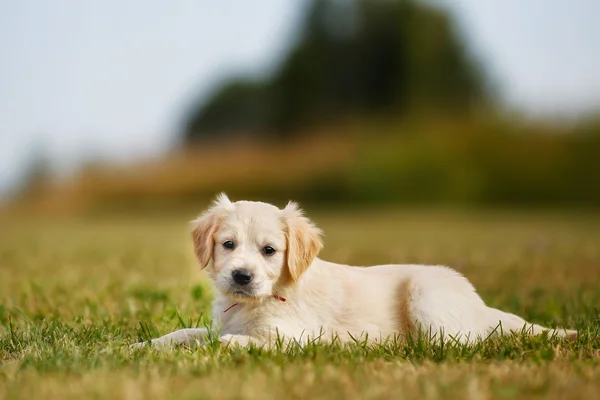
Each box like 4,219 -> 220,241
132,194 -> 576,349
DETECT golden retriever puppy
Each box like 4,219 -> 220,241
131,194 -> 576,349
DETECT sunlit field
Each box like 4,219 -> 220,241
1,208 -> 599,399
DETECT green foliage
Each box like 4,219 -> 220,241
339,119 -> 600,207
181,118 -> 600,208
184,0 -> 488,141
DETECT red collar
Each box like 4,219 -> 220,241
223,294 -> 286,313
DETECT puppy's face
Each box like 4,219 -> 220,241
191,194 -> 322,302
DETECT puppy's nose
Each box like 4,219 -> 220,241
232,269 -> 253,285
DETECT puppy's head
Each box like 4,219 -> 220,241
191,193 -> 322,302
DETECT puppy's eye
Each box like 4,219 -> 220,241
262,246 -> 276,256
222,240 -> 235,250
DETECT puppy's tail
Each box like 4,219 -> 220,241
489,307 -> 577,340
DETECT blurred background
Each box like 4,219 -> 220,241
1,0 -> 600,214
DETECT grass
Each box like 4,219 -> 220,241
1,208 -> 599,399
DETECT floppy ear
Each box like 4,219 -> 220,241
191,213 -> 218,269
190,193 -> 233,269
282,201 -> 323,281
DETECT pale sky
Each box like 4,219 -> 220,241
1,0 -> 599,197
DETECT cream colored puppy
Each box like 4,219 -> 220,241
132,194 -> 576,349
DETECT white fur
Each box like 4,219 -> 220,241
131,194 -> 576,349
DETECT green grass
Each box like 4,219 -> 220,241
1,209 -> 599,399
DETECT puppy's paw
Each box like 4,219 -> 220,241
129,341 -> 151,350
129,339 -> 171,350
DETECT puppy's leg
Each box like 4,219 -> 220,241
130,328 -> 209,350
404,274 -> 492,344
488,307 -> 578,339
404,267 -> 577,343
219,334 -> 268,348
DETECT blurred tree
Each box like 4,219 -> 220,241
184,0 -> 488,142
185,78 -> 272,140
18,143 -> 52,196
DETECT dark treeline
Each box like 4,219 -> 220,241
183,0 -> 488,142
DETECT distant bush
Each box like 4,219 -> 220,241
340,118 -> 600,207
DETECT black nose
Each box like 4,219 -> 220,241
232,269 -> 253,285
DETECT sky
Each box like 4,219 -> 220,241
1,0 -> 599,198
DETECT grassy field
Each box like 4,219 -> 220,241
1,208 -> 599,399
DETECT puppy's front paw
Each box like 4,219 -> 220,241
129,342 -> 144,350
129,340 -> 152,350
129,329 -> 209,350
129,339 -> 170,350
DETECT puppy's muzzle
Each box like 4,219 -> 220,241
232,269 -> 253,285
